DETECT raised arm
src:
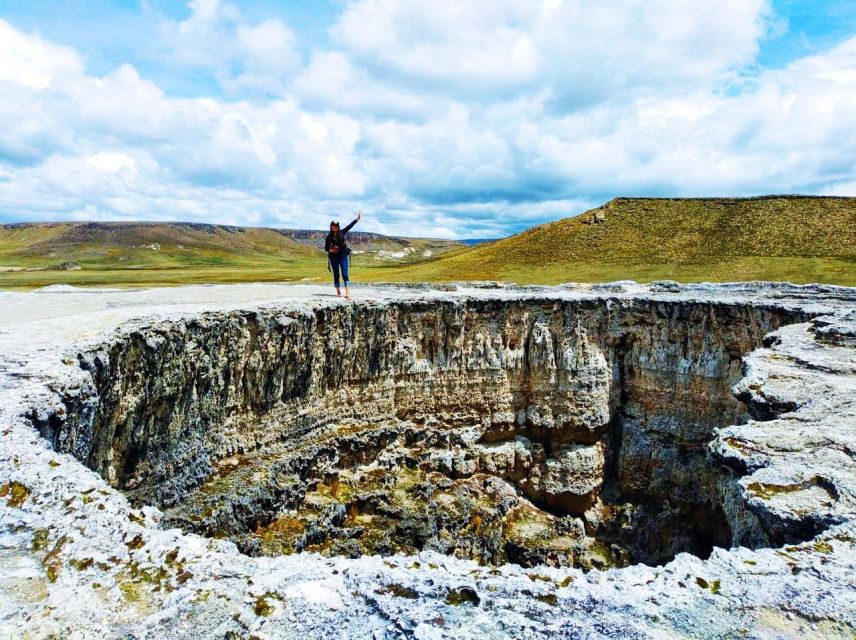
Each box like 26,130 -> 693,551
342,210 -> 362,234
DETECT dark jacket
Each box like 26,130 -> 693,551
325,219 -> 357,256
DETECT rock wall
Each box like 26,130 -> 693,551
37,297 -> 812,566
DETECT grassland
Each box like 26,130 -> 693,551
383,196 -> 856,286
1,196 -> 854,289
0,222 -> 458,289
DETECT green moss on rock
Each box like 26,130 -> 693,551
0,481 -> 30,508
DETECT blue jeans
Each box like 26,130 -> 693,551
329,253 -> 350,288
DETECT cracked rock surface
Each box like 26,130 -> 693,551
1,281 -> 855,639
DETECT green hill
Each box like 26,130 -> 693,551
1,197 -> 854,289
0,222 -> 460,289
381,196 -> 856,286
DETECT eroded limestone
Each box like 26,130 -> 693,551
28,292 -> 833,570
2,282 -> 855,639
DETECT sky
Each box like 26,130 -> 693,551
0,1 -> 855,239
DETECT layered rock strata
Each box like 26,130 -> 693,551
36,296 -> 815,567
1,282 -> 854,639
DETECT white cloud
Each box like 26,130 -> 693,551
332,0 -> 541,95
84,152 -> 138,173
0,4 -> 855,239
237,19 -> 300,74
166,0 -> 241,67
159,0 -> 301,95
293,51 -> 440,119
0,17 -> 368,228
330,0 -> 771,103
0,19 -> 83,90
70,65 -> 174,141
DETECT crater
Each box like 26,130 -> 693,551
36,297 -> 820,569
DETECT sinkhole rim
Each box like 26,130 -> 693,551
29,293 -> 842,572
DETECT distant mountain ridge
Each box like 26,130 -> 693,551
0,221 -> 461,271
459,238 -> 499,246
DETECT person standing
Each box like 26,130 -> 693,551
325,210 -> 362,299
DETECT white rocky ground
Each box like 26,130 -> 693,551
1,282 -> 855,640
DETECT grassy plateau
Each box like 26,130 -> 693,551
1,196 -> 854,289
0,222 -> 460,289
